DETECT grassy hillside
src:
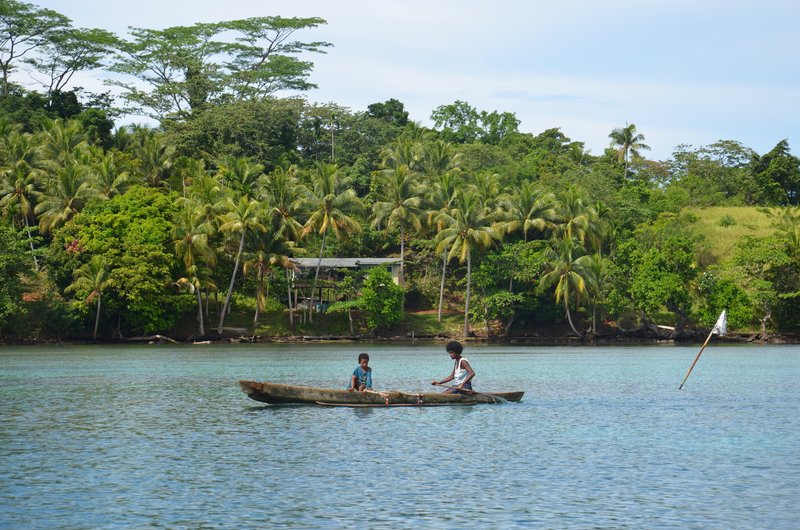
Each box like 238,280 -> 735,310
685,206 -> 775,263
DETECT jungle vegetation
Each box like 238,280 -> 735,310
1,0 -> 799,340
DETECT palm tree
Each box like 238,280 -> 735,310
502,181 -> 557,243
134,133 -> 175,188
181,174 -> 223,225
609,123 -> 651,180
65,256 -> 113,341
172,206 -> 217,336
540,237 -> 590,336
258,165 -> 306,325
40,118 -> 88,165
421,141 -> 462,322
435,191 -> 501,336
381,137 -> 422,171
34,161 -> 95,233
301,163 -> 363,323
553,185 -> 600,247
259,165 -> 306,242
427,170 -> 461,322
581,253 -> 610,334
216,196 -> 266,333
243,221 -> 297,323
218,156 -> 264,199
469,172 -> 504,214
175,267 -> 217,337
421,140 -> 462,178
0,132 -> 46,266
91,150 -> 130,200
371,164 -> 424,286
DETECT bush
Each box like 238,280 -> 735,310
360,267 -> 405,332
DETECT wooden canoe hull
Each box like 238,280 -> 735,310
239,380 -> 524,405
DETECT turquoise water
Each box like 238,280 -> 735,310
1,343 -> 798,529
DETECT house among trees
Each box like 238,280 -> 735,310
289,258 -> 402,311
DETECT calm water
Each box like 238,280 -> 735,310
1,342 -> 798,529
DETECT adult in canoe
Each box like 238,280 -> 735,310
432,340 -> 475,394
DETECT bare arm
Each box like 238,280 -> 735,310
432,367 -> 456,386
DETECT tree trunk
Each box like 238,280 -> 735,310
624,151 -> 629,180
437,246 -> 448,323
197,289 -> 205,336
565,299 -> 580,336
286,268 -> 294,329
93,294 -> 102,341
308,232 -> 327,324
504,314 -> 515,337
254,269 -> 263,324
399,229 -> 405,287
464,252 -> 471,337
218,230 -> 246,334
23,215 -> 39,270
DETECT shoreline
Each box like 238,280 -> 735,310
2,330 -> 798,347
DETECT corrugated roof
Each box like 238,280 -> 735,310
291,258 -> 400,268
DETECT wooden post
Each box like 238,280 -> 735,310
678,328 -> 714,390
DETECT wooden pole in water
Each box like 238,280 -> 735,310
678,328 -> 715,390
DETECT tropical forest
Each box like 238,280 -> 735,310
1,0 -> 799,343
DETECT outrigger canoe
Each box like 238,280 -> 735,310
239,380 -> 524,407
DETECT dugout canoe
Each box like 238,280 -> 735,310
239,380 -> 523,406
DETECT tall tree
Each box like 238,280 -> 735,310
0,130 -> 44,265
540,237 -> 590,336
431,100 -> 519,145
367,98 -> 409,126
91,150 -> 130,200
217,155 -> 263,199
0,0 -> 70,96
435,191 -> 501,336
243,220 -> 296,323
216,196 -> 266,333
65,255 -> 112,340
609,123 -> 650,180
301,162 -> 362,323
428,170 -> 461,322
502,181 -> 556,243
34,160 -> 94,232
553,185 -> 600,250
24,27 -> 118,103
172,205 -> 217,336
133,132 -> 175,188
109,17 -> 330,120
370,164 -> 423,286
260,165 -> 305,241
750,140 -> 800,205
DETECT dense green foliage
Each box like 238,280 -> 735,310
0,223 -> 34,331
1,2 -> 799,340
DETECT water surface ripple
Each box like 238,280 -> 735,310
1,343 -> 798,529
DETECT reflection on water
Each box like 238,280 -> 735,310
1,343 -> 799,528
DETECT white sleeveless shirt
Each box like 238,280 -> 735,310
452,358 -> 471,386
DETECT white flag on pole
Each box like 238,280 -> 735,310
712,310 -> 727,336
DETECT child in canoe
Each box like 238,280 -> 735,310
432,340 -> 475,393
348,353 -> 373,392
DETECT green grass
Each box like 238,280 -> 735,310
253,310 -> 355,337
399,312 -> 464,336
685,206 -> 774,262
